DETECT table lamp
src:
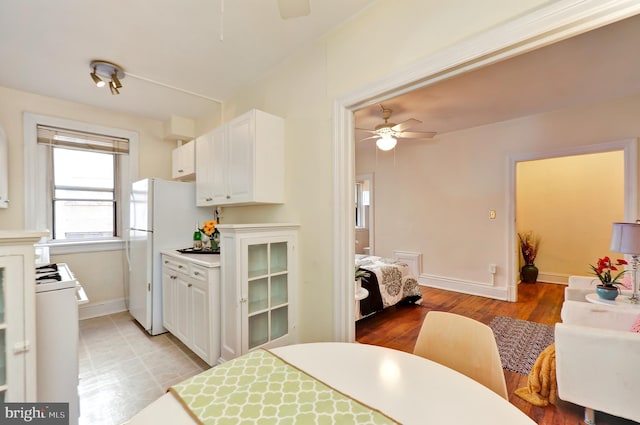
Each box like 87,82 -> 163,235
610,221 -> 640,303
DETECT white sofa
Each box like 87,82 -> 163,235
564,275 -> 633,302
555,299 -> 640,424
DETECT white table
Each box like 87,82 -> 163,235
124,342 -> 535,425
585,292 -> 640,309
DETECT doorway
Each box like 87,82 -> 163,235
334,3 -> 640,342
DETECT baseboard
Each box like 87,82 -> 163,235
79,298 -> 127,320
536,271 -> 570,285
419,274 -> 509,300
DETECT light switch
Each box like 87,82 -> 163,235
489,210 -> 496,219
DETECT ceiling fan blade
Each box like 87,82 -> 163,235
355,127 -> 377,134
391,118 -> 422,132
399,131 -> 437,139
277,0 -> 310,19
358,135 -> 380,142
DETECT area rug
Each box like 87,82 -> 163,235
488,316 -> 555,376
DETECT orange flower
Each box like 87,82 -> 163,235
201,220 -> 216,236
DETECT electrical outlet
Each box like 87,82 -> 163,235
489,264 -> 497,274
489,210 -> 496,219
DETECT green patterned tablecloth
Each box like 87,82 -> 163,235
169,349 -> 399,424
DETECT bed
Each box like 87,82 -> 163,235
355,254 -> 422,317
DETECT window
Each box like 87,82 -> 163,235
24,113 -> 138,253
52,148 -> 117,240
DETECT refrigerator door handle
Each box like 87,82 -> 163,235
125,229 -> 132,271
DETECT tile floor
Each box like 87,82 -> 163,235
78,312 -> 210,425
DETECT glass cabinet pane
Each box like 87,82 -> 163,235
248,313 -> 268,349
271,307 -> 288,340
248,244 -> 268,278
271,274 -> 288,307
248,278 -> 268,314
271,242 -> 288,274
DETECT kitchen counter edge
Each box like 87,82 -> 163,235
160,249 -> 221,268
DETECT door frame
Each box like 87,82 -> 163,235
332,0 -> 640,342
508,139 -> 638,301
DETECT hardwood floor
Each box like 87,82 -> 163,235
356,282 -> 636,425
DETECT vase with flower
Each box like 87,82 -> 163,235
518,231 -> 540,283
199,220 -> 218,251
589,256 -> 628,300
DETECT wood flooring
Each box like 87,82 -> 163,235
355,282 -> 636,425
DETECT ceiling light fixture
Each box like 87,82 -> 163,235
376,135 -> 397,151
90,66 -> 105,87
89,60 -> 125,95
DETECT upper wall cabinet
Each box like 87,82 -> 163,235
171,140 -> 196,181
196,109 -> 284,207
0,127 -> 8,208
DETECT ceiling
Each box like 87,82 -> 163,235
355,14 -> 640,143
1,2 -> 638,132
0,0 -> 377,121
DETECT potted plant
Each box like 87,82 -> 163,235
355,265 -> 370,291
589,256 -> 628,300
518,231 -> 540,283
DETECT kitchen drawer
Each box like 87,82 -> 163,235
164,257 -> 189,275
190,263 -> 209,282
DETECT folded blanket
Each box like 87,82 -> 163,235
514,343 -> 557,407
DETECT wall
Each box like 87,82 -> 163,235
0,85 -> 173,309
517,151 -> 625,283
207,0 -> 551,342
356,94 -> 640,293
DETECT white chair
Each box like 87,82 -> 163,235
413,311 -> 508,399
555,300 -> 640,424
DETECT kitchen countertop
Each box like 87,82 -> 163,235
161,249 -> 221,267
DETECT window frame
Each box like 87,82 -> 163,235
24,112 -> 139,254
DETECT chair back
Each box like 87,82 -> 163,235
413,311 -> 508,399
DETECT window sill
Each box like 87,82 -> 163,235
42,239 -> 125,255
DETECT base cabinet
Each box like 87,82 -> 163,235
0,231 -> 47,402
218,224 -> 298,362
161,254 -> 220,366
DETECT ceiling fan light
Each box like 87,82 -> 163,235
376,136 -> 397,151
90,68 -> 105,87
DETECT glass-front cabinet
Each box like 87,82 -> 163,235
219,224 -> 298,361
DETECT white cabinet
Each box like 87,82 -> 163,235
0,231 -> 47,401
171,140 -> 196,181
195,109 -> 284,207
161,253 -> 220,365
0,127 -> 8,208
195,128 -> 222,205
219,224 -> 298,362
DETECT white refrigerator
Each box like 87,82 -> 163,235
128,178 -> 211,335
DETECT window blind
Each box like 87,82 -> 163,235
37,125 -> 129,154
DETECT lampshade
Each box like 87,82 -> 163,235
610,222 -> 640,254
376,135 -> 397,151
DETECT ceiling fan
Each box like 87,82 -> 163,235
356,105 -> 437,151
277,0 -> 311,19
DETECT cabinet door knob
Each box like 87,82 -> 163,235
178,265 -> 184,269
240,298 -> 247,303
226,195 -> 231,199
206,197 -> 213,202
178,169 -> 184,173
194,271 -> 200,276
188,283 -> 193,288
